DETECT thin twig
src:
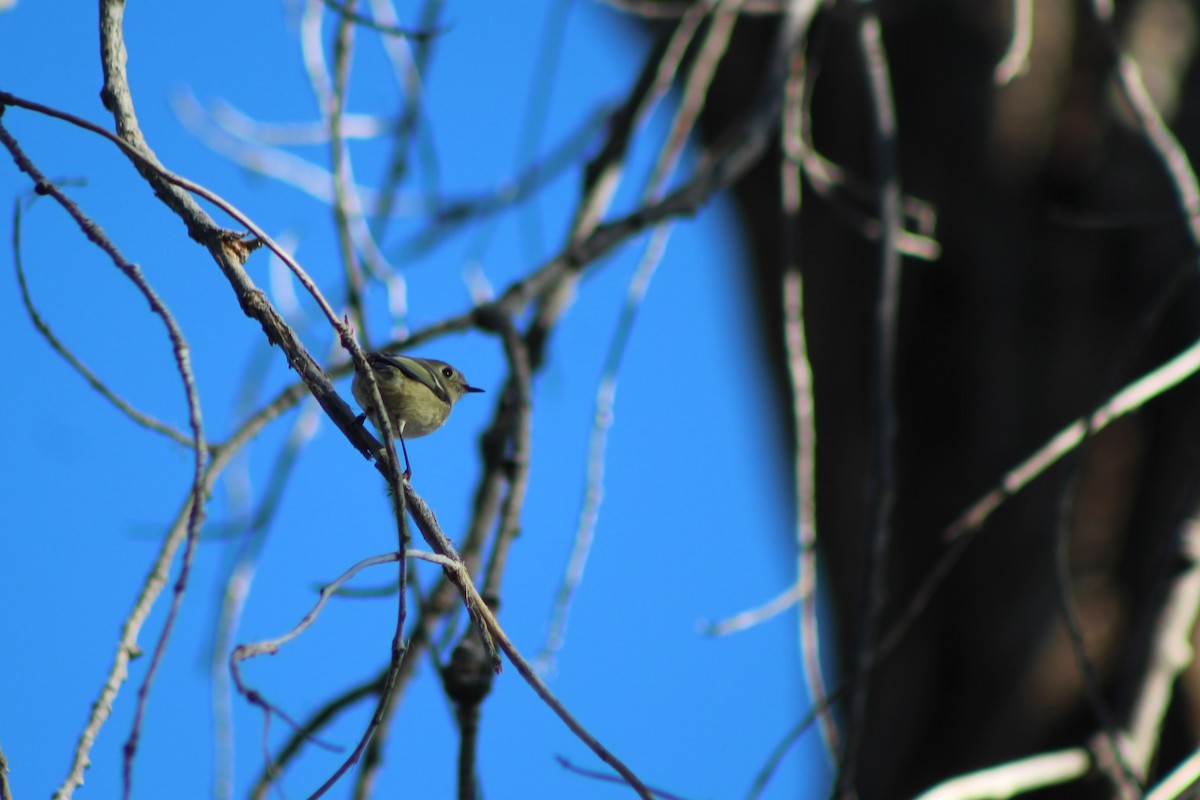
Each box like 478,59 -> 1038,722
403,486 -> 500,669
945,335 -> 1200,541
1,90 -> 383,463
366,0 -> 442,244
839,10 -> 902,796
537,0 -> 733,663
537,224 -> 671,671
511,0 -> 575,261
307,557 -> 411,800
1125,522 -> 1200,775
250,563 -> 466,800
211,400 -> 323,800
400,106 -> 611,259
0,123 -> 210,800
746,683 -> 845,800
1146,745 -> 1200,800
1049,449 -> 1139,794
873,335 -> 1200,679
171,90 -> 401,209
480,319 -> 534,598
320,0 -> 444,39
702,583 -> 802,637
646,0 -> 742,195
1097,1 -> 1200,249
232,551 -> 449,799
39,342 -> 302,800
994,0 -> 1033,85
555,755 -> 694,800
231,551 -> 409,683
912,747 -> 1091,800
602,0 -> 786,17
780,42 -> 838,765
453,564 -> 656,800
11,197 -> 195,448
324,0 -> 371,338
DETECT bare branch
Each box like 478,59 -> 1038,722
913,748 -> 1090,800
1125,522 -> 1200,774
0,122 -> 209,800
0,745 -> 11,800
11,197 -> 195,448
702,583 -> 802,637
946,336 -> 1200,542
320,0 -> 444,39
839,9 -> 902,795
994,0 -> 1033,85
780,41 -> 838,765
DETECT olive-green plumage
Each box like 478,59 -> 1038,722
352,352 -> 484,441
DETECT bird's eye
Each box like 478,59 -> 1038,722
441,367 -> 454,378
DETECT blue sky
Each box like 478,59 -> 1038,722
0,2 -> 828,798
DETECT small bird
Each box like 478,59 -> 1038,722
352,352 -> 484,477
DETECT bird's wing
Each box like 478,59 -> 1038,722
368,352 -> 451,404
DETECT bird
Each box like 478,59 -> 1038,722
352,351 -> 484,478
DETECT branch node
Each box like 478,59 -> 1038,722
441,630 -> 497,707
471,302 -> 512,334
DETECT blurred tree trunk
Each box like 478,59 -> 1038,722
675,1 -> 1200,795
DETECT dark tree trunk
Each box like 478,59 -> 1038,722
673,1 -> 1200,795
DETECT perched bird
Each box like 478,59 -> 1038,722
352,351 -> 484,477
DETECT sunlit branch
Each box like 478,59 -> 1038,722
994,0 -> 1033,85
913,748 -> 1090,800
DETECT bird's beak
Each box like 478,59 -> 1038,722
466,385 -> 485,394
